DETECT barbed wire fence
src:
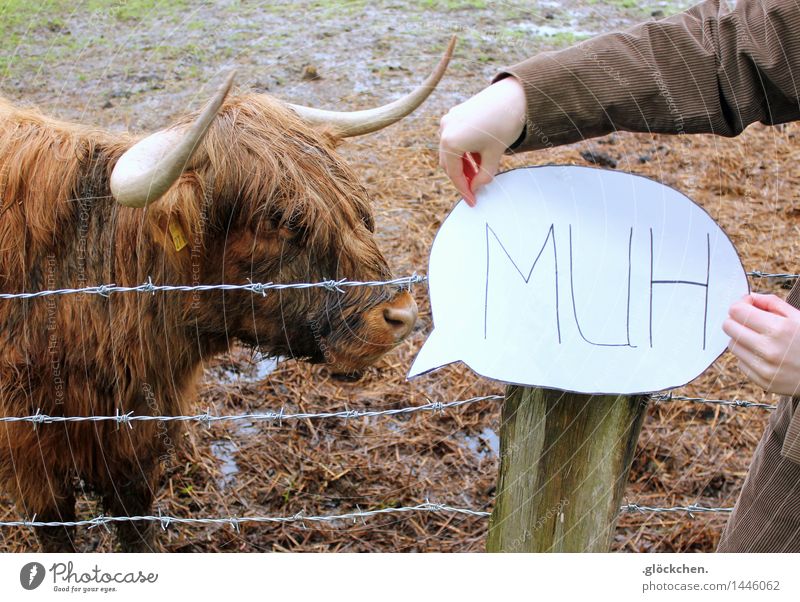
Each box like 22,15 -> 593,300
0,270 -> 792,536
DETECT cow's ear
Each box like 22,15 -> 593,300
142,175 -> 206,259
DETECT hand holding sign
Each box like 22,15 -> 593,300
724,293 -> 800,396
438,76 -> 527,206
409,165 -> 749,394
461,152 -> 481,207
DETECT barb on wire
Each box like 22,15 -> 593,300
651,393 -> 777,411
0,395 -> 503,426
621,503 -> 733,515
1,270 -> 794,300
1,270 -> 793,301
0,501 -> 736,530
0,274 -> 427,301
0,502 -> 491,529
747,271 -> 800,279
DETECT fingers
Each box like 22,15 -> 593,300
439,145 -> 474,206
438,145 -> 499,207
727,337 -> 773,370
727,331 -> 774,385
728,298 -> 783,335
470,151 -> 501,193
735,356 -> 771,390
749,293 -> 799,318
471,170 -> 493,191
722,317 -> 761,351
725,293 -> 800,395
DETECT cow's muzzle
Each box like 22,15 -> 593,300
374,291 -> 418,342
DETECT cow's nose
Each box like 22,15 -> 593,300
382,292 -> 418,341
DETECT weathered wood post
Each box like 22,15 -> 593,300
486,386 -> 648,552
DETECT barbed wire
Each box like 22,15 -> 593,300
0,268 -> 779,539
0,268 -> 792,303
650,393 -> 777,411
1,392 -> 777,425
746,271 -> 799,279
620,503 -> 733,515
0,274 -> 427,301
0,269 -> 790,301
0,501 -> 738,530
0,395 -> 503,427
0,502 -> 491,530
0,392 -> 776,425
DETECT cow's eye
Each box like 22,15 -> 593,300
276,226 -> 296,241
261,206 -> 307,245
275,221 -> 309,247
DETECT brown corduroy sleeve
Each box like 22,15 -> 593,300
495,0 -> 800,464
495,0 -> 800,152
782,282 -> 800,463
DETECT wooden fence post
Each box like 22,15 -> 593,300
486,386 -> 648,552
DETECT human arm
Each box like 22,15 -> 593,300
501,0 -> 800,151
438,76 -> 526,206
440,0 -> 800,194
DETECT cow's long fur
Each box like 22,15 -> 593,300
0,93 -> 406,551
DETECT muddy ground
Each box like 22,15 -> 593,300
0,0 -> 796,552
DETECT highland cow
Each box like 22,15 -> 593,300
0,39 -> 454,552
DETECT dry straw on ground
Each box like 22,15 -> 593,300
2,114 -> 796,552
1,0 -> 797,550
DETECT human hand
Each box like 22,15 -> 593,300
723,293 -> 800,396
438,76 -> 527,206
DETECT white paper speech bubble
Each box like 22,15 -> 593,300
408,165 -> 749,394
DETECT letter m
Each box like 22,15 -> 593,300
484,223 -> 560,342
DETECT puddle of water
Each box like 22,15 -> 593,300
463,427 -> 500,460
516,22 -> 596,38
208,354 -> 279,489
236,421 -> 260,437
210,440 -> 240,490
216,356 -> 280,386
210,422 -> 261,489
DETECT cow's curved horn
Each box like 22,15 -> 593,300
110,71 -> 236,208
288,36 -> 456,138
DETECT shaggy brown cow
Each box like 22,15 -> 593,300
0,39 -> 453,552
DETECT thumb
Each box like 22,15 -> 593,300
470,151 -> 501,193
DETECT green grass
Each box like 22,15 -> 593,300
306,0 -> 370,16
588,0 -> 692,12
499,25 -> 592,50
420,0 -> 487,10
105,0 -> 187,21
606,0 -> 639,8
500,26 -> 527,39
0,0 -> 188,31
546,31 -> 592,47
0,0 -> 190,77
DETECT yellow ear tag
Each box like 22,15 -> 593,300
168,221 -> 188,252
